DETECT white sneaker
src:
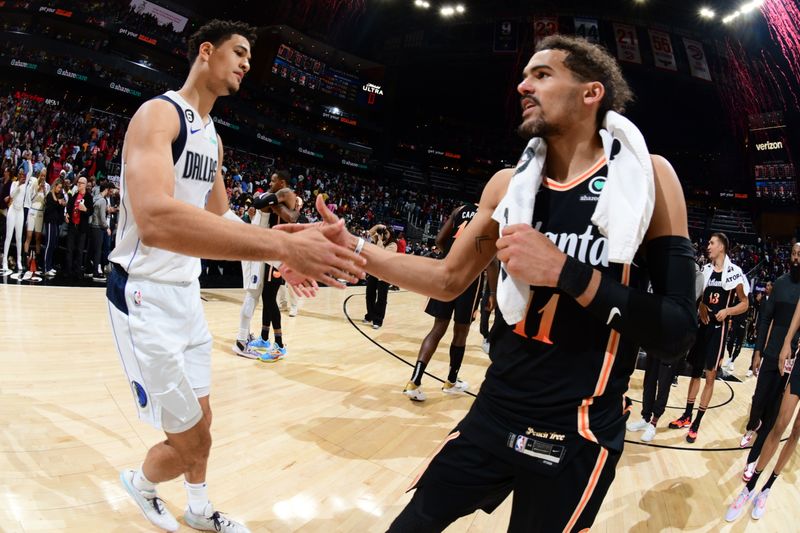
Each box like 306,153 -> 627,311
725,486 -> 755,522
45,269 -> 57,277
442,379 -> 469,395
742,461 -> 757,482
728,362 -> 735,373
751,488 -> 770,520
403,381 -> 426,401
740,423 -> 760,448
289,305 -> 298,317
746,369 -> 753,378
119,469 -> 178,532
232,340 -> 261,360
641,423 -> 657,442
184,503 -> 250,532
626,418 -> 650,432
22,271 -> 32,280
481,338 -> 490,354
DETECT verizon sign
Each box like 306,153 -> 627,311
756,141 -> 784,151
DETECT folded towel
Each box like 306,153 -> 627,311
491,111 -> 655,324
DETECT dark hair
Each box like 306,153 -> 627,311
711,232 -> 729,254
274,169 -> 291,184
187,19 -> 258,66
535,34 -> 634,119
383,226 -> 397,246
99,182 -> 110,193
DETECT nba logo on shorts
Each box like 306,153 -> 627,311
133,290 -> 142,305
515,435 -> 528,452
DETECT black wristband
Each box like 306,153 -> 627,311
557,256 -> 594,299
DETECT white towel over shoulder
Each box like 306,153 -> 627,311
491,111 -> 656,324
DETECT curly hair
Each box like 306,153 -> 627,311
187,19 -> 258,66
535,34 -> 634,118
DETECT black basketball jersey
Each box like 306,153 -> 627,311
468,158 -> 645,466
443,202 -> 478,256
704,270 -> 732,325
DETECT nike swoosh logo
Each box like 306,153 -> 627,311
607,307 -> 621,325
190,127 -> 201,134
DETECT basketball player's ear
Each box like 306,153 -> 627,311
198,42 -> 214,63
583,81 -> 604,106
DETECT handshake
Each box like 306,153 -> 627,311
270,194 -> 366,298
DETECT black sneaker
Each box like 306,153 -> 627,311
672,376 -> 678,387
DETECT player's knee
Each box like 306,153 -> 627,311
775,413 -> 792,434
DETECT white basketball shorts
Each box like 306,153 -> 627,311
106,264 -> 212,433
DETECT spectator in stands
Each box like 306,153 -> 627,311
43,178 -> 66,277
23,170 -> 47,269
396,231 -> 407,254
65,175 -> 93,277
363,224 -> 397,329
89,182 -> 111,281
0,167 -> 10,251
2,169 -> 26,274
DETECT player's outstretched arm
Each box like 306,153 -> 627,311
307,169 -> 512,301
123,100 -> 364,286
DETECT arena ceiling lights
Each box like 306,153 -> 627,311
412,1 -> 465,17
440,4 -> 466,17
722,0 -> 765,24
698,6 -> 716,19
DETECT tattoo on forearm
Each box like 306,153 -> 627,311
475,235 -> 491,253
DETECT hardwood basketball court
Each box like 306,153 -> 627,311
1,284 -> 797,532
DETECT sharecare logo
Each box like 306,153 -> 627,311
58,68 -> 87,81
756,141 -> 783,151
11,59 -> 37,70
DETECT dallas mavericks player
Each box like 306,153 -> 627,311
106,20 -> 364,532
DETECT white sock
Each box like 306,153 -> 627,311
185,481 -> 209,515
237,329 -> 250,344
132,468 -> 156,493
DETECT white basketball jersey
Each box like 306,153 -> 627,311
110,91 -> 219,283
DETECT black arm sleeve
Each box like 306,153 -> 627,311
755,286 -> 776,353
251,192 -> 278,210
584,236 -> 698,362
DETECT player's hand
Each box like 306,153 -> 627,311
275,195 -> 357,251
698,303 -> 710,325
715,308 -> 729,322
495,224 -> 566,287
778,343 -> 792,376
278,263 -> 318,298
752,350 -> 761,376
486,294 -> 496,312
280,221 -> 365,288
